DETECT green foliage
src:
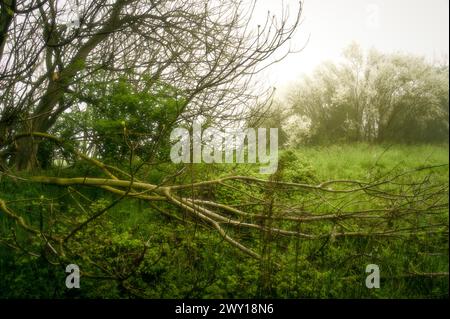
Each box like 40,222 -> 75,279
286,44 -> 449,145
52,78 -> 186,165
0,144 -> 448,298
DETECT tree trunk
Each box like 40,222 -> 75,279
15,137 -> 39,170
0,0 -> 16,59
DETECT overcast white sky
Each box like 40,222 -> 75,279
255,0 -> 449,91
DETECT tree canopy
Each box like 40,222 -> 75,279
285,44 -> 449,145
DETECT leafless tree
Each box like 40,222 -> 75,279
0,0 -> 302,170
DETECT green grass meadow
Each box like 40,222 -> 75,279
1,144 -> 448,298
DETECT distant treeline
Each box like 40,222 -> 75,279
275,44 -> 449,145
